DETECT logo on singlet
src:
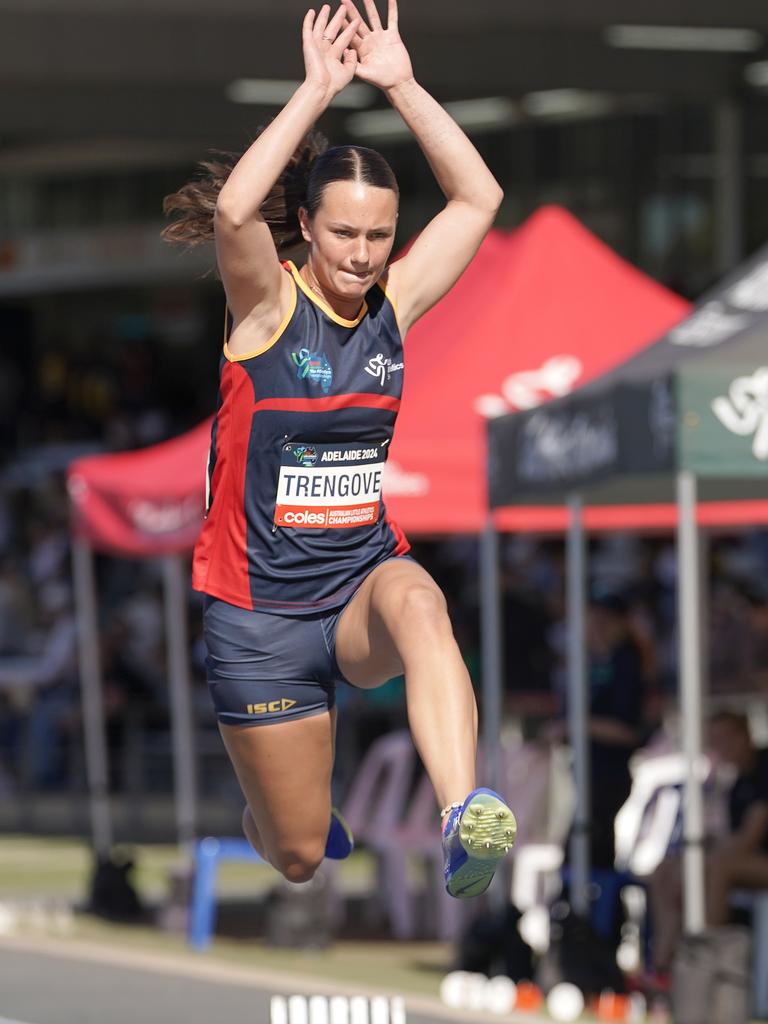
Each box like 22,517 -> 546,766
292,348 -> 333,394
364,352 -> 404,387
293,445 -> 318,467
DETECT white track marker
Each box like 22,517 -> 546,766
389,999 -> 406,1024
349,996 -> 370,1024
288,995 -> 309,1024
329,996 -> 350,1024
270,996 -> 289,1024
370,997 -> 390,1024
271,996 -> 405,1024
308,996 -> 329,1024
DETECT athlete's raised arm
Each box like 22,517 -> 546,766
343,0 -> 503,335
214,6 -> 360,325
163,5 -> 360,330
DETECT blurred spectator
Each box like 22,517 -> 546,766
648,710 -> 768,978
0,580 -> 78,788
742,584 -> 768,691
545,591 -> 647,869
709,581 -> 754,693
0,556 -> 34,654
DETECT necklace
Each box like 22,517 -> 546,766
302,266 -> 325,300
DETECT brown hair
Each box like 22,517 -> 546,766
162,128 -> 398,256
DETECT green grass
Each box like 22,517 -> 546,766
0,834 -> 451,998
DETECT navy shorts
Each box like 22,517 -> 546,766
203,595 -> 349,727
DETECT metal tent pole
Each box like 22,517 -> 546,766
676,470 -> 706,934
566,493 -> 590,916
162,555 -> 198,851
72,538 -> 113,856
480,517 -> 504,906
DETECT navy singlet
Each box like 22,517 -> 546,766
192,260 -> 410,614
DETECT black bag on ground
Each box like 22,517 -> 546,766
85,851 -> 144,921
457,902 -> 534,981
541,905 -> 626,997
671,926 -> 751,1024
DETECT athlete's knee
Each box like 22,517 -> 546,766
398,582 -> 449,630
271,841 -> 325,883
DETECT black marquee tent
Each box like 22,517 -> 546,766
490,242 -> 768,509
487,241 -> 768,928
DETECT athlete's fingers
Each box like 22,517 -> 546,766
313,3 -> 331,38
303,8 -> 316,36
361,0 -> 382,31
332,16 -> 360,56
342,47 -> 358,71
340,0 -> 370,35
387,0 -> 397,29
325,3 -> 347,41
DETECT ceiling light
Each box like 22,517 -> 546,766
346,97 -> 517,141
226,79 -> 375,110
522,89 -> 615,119
605,24 -> 762,52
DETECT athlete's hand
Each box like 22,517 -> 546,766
302,5 -> 360,100
340,0 -> 414,91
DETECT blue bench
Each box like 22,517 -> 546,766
188,836 -> 263,950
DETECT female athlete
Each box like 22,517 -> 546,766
163,0 -> 515,899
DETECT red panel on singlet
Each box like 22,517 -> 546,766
192,361 -> 254,608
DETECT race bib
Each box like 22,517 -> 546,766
275,441 -> 386,529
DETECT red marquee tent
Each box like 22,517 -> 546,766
385,205 -> 692,533
68,418 -> 212,557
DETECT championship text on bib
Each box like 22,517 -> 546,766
275,442 -> 386,529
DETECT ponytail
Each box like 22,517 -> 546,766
161,128 -> 329,254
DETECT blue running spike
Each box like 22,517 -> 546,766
443,787 -> 517,898
325,807 -> 354,860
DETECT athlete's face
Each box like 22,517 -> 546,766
299,180 -> 398,301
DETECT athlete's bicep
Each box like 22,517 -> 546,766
386,201 -> 498,334
214,206 -> 284,325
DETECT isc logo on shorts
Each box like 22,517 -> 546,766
246,699 -> 297,715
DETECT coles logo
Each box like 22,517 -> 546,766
282,509 -> 326,525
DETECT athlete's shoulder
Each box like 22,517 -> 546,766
371,267 -> 404,336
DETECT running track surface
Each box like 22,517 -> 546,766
0,938 -> 536,1024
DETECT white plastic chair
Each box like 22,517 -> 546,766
375,741 -> 554,940
339,728 -> 416,843
325,729 -> 416,928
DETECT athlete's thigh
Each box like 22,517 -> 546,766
219,708 -> 336,856
334,557 -> 444,688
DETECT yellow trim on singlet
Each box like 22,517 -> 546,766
287,260 -> 369,328
222,274 -> 298,363
375,276 -> 404,339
